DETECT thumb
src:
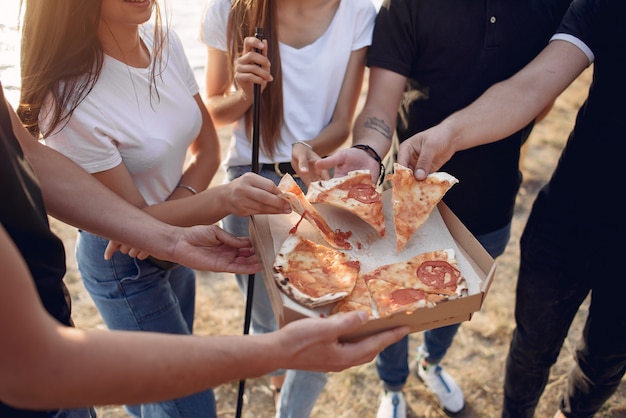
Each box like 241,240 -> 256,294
327,310 -> 369,335
413,150 -> 433,180
315,154 -> 338,171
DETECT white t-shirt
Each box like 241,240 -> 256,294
42,26 -> 201,205
201,0 -> 376,167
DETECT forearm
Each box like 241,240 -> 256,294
142,186 -> 231,227
442,41 -> 590,153
351,107 -> 395,161
441,81 -> 543,153
205,89 -> 251,129
4,327 -> 277,410
1,230 -> 266,410
304,120 -> 352,158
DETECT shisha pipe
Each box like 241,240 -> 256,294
235,26 -> 264,418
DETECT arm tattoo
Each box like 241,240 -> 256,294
364,116 -> 393,142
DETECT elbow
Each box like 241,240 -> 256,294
203,99 -> 232,130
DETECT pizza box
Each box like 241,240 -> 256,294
249,189 -> 496,342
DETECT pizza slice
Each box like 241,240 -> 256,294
362,249 -> 466,317
329,275 -> 375,318
273,234 -> 360,308
278,173 -> 352,250
306,170 -> 385,237
364,249 -> 467,297
390,163 -> 458,252
365,277 -> 447,318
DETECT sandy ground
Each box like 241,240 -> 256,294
51,66 -> 626,418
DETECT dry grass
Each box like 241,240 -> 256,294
52,67 -> 626,417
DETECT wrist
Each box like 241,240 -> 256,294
238,88 -> 250,103
351,144 -> 385,185
176,183 -> 198,195
292,141 -> 313,151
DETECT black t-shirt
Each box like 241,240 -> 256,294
544,0 -> 626,233
0,82 -> 71,417
369,0 -> 572,234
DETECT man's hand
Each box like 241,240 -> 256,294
396,124 -> 457,180
315,148 -> 381,184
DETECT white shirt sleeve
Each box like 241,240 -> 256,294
201,0 -> 230,51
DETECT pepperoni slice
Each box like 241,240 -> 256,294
390,288 -> 427,306
347,183 -> 380,204
416,260 -> 460,289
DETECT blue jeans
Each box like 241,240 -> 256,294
222,165 -> 328,418
502,192 -> 626,418
377,222 -> 511,391
76,231 -> 217,418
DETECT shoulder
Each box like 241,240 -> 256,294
201,0 -> 230,48
203,0 -> 231,21
342,0 -> 377,18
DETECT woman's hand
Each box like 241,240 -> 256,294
224,172 -> 291,217
234,36 -> 273,101
291,142 -> 331,186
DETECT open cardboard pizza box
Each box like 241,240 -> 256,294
249,189 -> 496,342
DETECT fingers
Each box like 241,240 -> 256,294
243,36 -> 266,54
316,312 -> 409,372
235,37 -> 272,86
397,137 -> 429,180
292,148 -> 331,185
292,145 -> 315,173
314,153 -> 340,172
103,241 -> 120,260
316,148 -> 381,180
338,326 -> 409,367
212,226 -> 254,249
228,173 -> 291,215
104,241 -> 151,260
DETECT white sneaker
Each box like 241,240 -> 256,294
414,358 -> 465,415
376,389 -> 407,418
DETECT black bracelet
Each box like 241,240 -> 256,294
352,144 -> 386,185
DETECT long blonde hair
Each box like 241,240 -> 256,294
18,0 -> 167,138
227,0 -> 283,158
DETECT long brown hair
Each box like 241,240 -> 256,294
226,0 -> 283,158
18,0 -> 167,138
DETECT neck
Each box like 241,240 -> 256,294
98,23 -> 150,68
